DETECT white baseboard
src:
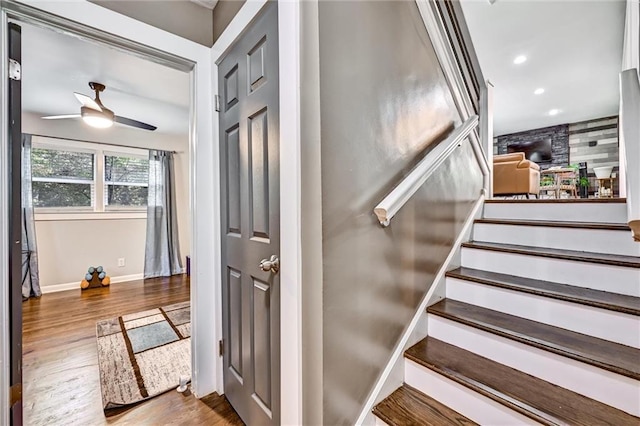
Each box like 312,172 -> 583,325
359,194 -> 485,425
40,273 -> 145,294
111,273 -> 145,284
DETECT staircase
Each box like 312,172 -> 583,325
373,198 -> 640,425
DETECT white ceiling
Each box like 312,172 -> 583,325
460,0 -> 625,136
22,23 -> 190,136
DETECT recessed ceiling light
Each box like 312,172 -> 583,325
534,88 -> 545,95
548,109 -> 560,116
513,55 -> 527,65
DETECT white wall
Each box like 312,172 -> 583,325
35,218 -> 146,289
23,112 -> 191,290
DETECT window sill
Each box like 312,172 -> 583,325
35,211 -> 147,221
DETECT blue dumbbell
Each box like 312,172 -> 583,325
96,266 -> 104,274
98,271 -> 106,280
88,267 -> 95,274
85,273 -> 93,281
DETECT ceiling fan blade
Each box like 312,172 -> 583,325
114,116 -> 157,131
42,114 -> 81,120
74,92 -> 102,111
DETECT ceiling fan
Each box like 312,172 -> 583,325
42,82 -> 157,131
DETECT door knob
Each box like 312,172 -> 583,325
259,255 -> 279,274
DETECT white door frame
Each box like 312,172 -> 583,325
212,1 -> 303,424
0,1 -> 216,423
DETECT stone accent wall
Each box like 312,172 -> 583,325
568,116 -> 619,174
495,124 -> 569,170
493,116 -> 619,175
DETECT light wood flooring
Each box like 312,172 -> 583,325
22,275 -> 243,426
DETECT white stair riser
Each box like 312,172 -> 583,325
484,203 -> 627,224
404,360 -> 537,425
428,315 -> 640,416
446,278 -> 640,348
461,247 -> 640,297
473,223 -> 640,257
374,417 -> 389,426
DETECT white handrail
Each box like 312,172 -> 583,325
415,0 -> 492,197
374,115 -> 479,226
620,69 -> 640,241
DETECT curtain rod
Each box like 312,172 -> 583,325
27,133 -> 181,154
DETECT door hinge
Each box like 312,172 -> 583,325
9,59 -> 21,81
215,94 -> 220,112
10,383 -> 21,406
218,339 -> 224,357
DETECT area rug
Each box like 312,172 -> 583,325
96,301 -> 191,410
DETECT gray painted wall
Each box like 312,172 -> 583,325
90,1 -> 214,46
213,0 -> 247,43
317,1 -> 483,424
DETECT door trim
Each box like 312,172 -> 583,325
0,1 -> 215,423
0,15 -> 11,426
212,1 -> 303,424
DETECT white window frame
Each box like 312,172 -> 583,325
32,136 -> 149,220
102,150 -> 149,212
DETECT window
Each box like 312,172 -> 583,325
104,154 -> 149,209
32,148 -> 95,209
32,138 -> 150,215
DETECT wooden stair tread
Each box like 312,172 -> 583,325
405,338 -> 640,425
461,241 -> 640,268
475,218 -> 630,231
485,198 -> 626,204
428,299 -> 640,380
446,267 -> 640,315
373,384 -> 477,426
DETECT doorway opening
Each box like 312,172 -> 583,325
0,2 -> 229,424
17,19 -> 201,424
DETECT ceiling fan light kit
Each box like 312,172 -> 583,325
41,81 -> 157,131
81,105 -> 114,129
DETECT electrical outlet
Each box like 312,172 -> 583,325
118,258 -> 125,267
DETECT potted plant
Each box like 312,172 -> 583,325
578,177 -> 590,198
569,164 -> 589,198
541,175 -> 555,187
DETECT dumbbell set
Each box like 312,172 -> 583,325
81,265 -> 111,290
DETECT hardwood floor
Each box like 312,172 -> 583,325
373,384 -> 477,425
405,338 -> 639,425
22,275 -> 243,426
428,299 -> 640,380
447,267 -> 640,315
461,241 -> 640,268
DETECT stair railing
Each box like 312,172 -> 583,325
620,0 -> 639,241
620,69 -> 640,241
373,115 -> 486,226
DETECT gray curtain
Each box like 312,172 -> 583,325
22,134 -> 41,299
144,150 -> 183,278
